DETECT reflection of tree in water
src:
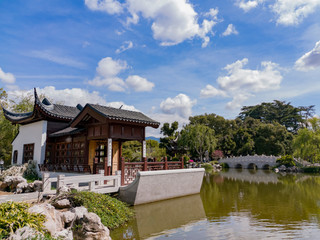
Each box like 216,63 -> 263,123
201,172 -> 320,230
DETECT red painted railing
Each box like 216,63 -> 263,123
120,157 -> 184,185
38,164 -> 91,173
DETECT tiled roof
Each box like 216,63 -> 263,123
88,104 -> 160,126
50,127 -> 84,137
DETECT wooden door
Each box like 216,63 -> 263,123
112,141 -> 119,175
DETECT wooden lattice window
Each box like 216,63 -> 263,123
95,143 -> 106,163
23,144 -> 34,163
55,141 -> 85,164
13,150 -> 18,164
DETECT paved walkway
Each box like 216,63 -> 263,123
0,192 -> 40,203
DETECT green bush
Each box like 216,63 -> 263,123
0,201 -> 46,239
276,155 -> 295,167
23,160 -> 41,182
66,191 -> 134,229
202,163 -> 213,171
220,163 -> 230,168
302,167 -> 320,173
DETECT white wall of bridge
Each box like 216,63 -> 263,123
219,155 -> 279,169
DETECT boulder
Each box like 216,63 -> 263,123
28,203 -> 64,235
1,176 -> 27,191
71,206 -> 88,219
58,185 -> 71,195
53,199 -> 72,209
73,211 -> 111,240
54,229 -> 73,240
16,182 -> 29,194
61,211 -> 76,224
8,226 -> 44,240
33,180 -> 43,191
278,165 -> 287,172
0,164 -> 28,180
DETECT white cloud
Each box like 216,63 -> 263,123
295,41 -> 320,71
126,75 -> 154,92
88,57 -> 127,91
222,24 -> 239,36
29,50 -> 86,68
115,41 -> 133,54
236,0 -> 264,12
86,0 -> 218,47
200,58 -> 283,109
204,8 -> 219,20
88,57 -> 155,92
272,0 -> 320,25
84,0 -> 123,14
160,93 -> 196,118
7,86 -> 138,111
0,67 -> 15,84
200,84 -> 228,98
237,0 -> 320,26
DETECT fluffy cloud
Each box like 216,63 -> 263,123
115,41 -> 133,54
88,57 -> 154,92
295,41 -> 320,71
86,0 -> 218,47
160,93 -> 196,118
236,0 -> 264,12
200,84 -> 228,98
237,0 -> 320,26
222,24 -> 238,36
126,75 -> 154,92
84,0 -> 123,14
7,86 -> 138,111
88,57 -> 127,91
0,68 -> 15,84
200,58 -> 283,109
272,0 -> 320,25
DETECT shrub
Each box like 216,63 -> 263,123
220,163 -> 230,168
276,155 -> 295,167
202,163 -> 213,171
66,191 -> 134,229
23,160 -> 40,182
302,167 -> 320,173
0,201 -> 46,239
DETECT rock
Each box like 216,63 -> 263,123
278,165 -> 286,172
1,176 -> 27,191
58,185 -> 71,194
71,206 -> 88,219
54,229 -> 73,240
274,168 -> 279,173
33,180 -> 43,191
28,203 -> 64,235
0,164 -> 28,181
16,182 -> 29,193
62,211 -> 76,224
53,199 -> 71,209
8,226 -> 44,240
73,212 -> 111,240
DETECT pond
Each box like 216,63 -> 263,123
111,169 -> 320,239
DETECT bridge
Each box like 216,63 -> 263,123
219,155 -> 279,169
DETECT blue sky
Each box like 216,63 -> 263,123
1,0 -> 320,137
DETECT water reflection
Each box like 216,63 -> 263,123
111,170 -> 320,239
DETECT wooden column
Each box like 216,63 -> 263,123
143,157 -> 147,171
121,157 -> 125,186
181,157 -> 184,169
164,156 -> 168,170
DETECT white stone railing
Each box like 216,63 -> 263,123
42,170 -> 121,194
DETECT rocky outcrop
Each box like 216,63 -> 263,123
0,176 -> 43,193
73,211 -> 111,240
0,164 -> 28,180
8,226 -> 44,240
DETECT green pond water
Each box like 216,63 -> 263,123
111,169 -> 320,239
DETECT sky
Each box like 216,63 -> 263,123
1,0 -> 320,137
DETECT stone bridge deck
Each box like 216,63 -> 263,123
219,155 -> 279,169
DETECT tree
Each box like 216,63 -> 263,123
159,121 -> 180,157
239,100 -> 308,133
293,117 -> 320,163
178,124 -> 216,162
146,140 -> 166,160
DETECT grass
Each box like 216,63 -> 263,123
0,201 -> 46,239
65,191 -> 134,230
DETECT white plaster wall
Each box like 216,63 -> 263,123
12,120 -> 47,165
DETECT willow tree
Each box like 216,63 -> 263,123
179,124 -> 216,162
